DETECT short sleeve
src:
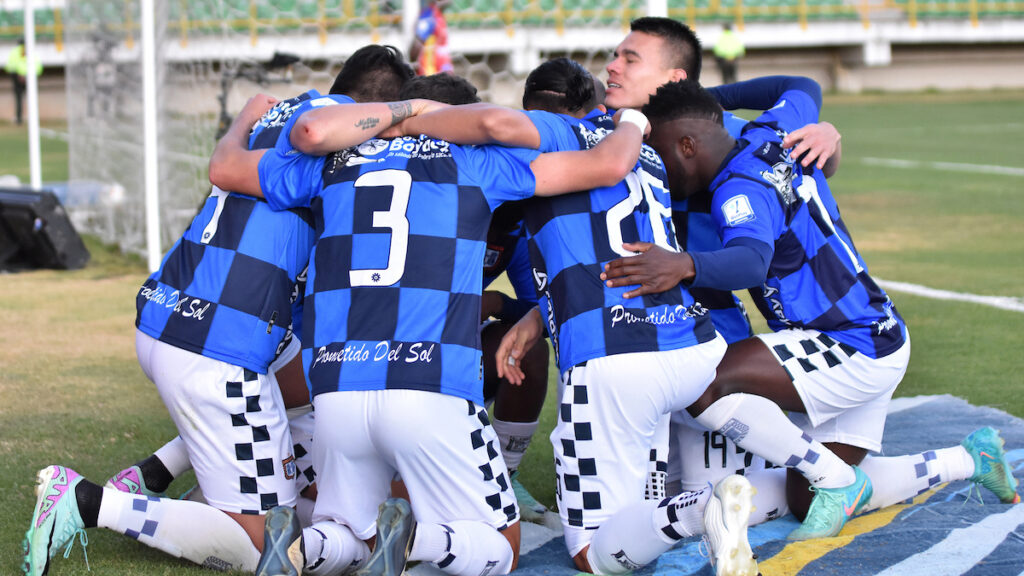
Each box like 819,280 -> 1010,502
711,178 -> 780,248
755,89 -> 820,134
453,144 -> 540,208
523,110 -> 582,153
258,148 -> 325,210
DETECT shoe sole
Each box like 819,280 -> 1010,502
255,507 -> 302,576
708,476 -> 758,576
24,466 -> 62,576
355,499 -> 414,576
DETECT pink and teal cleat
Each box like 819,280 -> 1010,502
22,465 -> 89,576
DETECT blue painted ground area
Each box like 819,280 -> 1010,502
422,395 -> 1024,576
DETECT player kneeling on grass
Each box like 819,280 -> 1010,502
207,77 -> 652,576
402,57 -> 758,575
600,78 -> 1020,541
20,45 -> 418,576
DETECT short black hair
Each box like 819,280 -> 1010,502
629,17 -> 702,82
399,73 -> 481,105
642,80 -> 722,126
522,57 -> 597,113
330,45 -> 415,103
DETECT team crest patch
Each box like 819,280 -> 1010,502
283,456 -> 296,480
722,194 -> 756,226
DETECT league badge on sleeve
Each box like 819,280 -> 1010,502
722,195 -> 756,226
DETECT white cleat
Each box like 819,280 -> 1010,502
703,474 -> 758,576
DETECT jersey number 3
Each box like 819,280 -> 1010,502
349,169 -> 412,287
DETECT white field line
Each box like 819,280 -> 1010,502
862,157 -> 1024,177
874,503 -> 1024,576
877,279 -> 1024,313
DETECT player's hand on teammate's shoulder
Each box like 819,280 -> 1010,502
612,108 -> 651,139
601,242 -> 694,299
378,98 -> 450,138
240,93 -> 279,124
783,121 -> 840,171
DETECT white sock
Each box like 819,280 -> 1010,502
492,418 -> 539,472
96,488 -> 258,571
654,485 -> 712,540
295,494 -> 315,529
746,468 -> 789,524
858,447 -> 975,512
584,491 -> 708,576
153,436 -> 192,478
302,521 -> 369,575
409,521 -> 514,576
695,393 -> 856,489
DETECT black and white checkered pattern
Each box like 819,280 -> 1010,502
771,332 -> 857,382
468,401 -> 518,527
227,369 -> 283,513
554,370 -> 604,528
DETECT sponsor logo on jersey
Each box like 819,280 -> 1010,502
873,297 -> 900,335
310,340 -> 437,367
761,161 -> 797,206
357,138 -> 390,157
609,303 -> 707,328
386,135 -> 452,160
256,99 -> 302,131
139,285 -> 211,321
761,284 -> 791,325
722,194 -> 756,226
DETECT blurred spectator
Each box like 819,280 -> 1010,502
409,0 -> 453,76
713,23 -> 745,84
5,39 -> 42,125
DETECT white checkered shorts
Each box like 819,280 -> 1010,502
758,328 -> 911,452
552,337 -> 725,556
136,331 -> 298,514
312,389 -> 518,539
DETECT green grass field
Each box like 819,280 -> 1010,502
1,90 -> 1023,575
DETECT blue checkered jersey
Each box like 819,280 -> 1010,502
257,135 -> 540,404
671,111 -> 753,344
524,109 -> 717,374
709,88 -> 906,358
135,90 -> 352,373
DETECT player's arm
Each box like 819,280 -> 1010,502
397,102 -> 543,149
600,238 -> 771,299
710,76 -> 840,174
530,110 -> 646,196
707,75 -> 822,113
208,93 -> 279,198
290,99 -> 439,155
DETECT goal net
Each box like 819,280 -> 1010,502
59,0 -> 648,259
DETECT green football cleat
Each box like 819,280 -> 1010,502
22,465 -> 89,576
510,470 -> 548,524
962,426 -> 1020,504
788,466 -> 872,541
